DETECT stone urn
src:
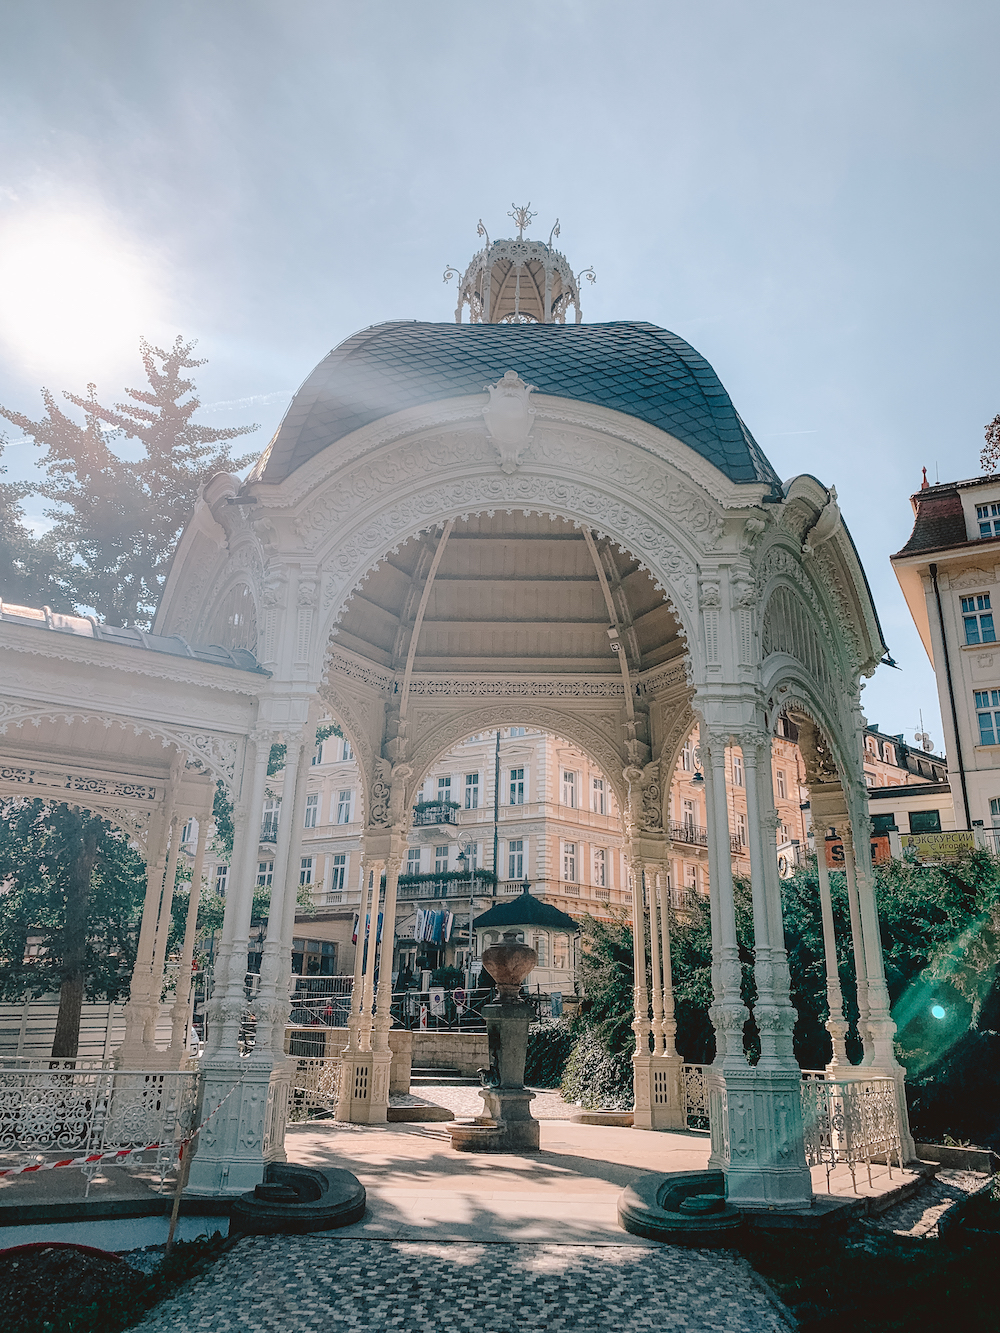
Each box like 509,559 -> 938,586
481,930 -> 537,1004
448,930 -> 540,1153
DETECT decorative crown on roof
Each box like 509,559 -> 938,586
444,204 -> 595,325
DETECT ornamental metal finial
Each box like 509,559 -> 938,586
508,202 -> 536,239
447,208 -> 594,325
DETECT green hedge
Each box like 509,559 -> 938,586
524,1019 -> 574,1087
560,1028 -> 633,1110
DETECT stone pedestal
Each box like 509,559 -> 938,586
633,1053 -> 685,1131
718,1068 -> 813,1210
185,1057 -> 290,1196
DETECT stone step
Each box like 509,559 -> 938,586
410,1066 -> 480,1087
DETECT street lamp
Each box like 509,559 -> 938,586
457,836 -> 477,993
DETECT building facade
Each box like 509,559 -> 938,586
892,471 -> 1000,838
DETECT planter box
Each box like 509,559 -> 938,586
916,1142 -> 999,1174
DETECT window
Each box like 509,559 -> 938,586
462,843 -> 479,872
304,793 -> 319,828
682,740 -> 693,772
592,777 -> 606,815
261,798 -> 280,840
509,768 -> 525,805
215,864 -> 229,896
256,860 -> 274,888
991,797 -> 1000,827
776,770 -> 787,800
882,742 -> 896,766
683,799 -> 695,830
732,753 -> 744,786
437,776 -> 452,800
465,773 -> 479,809
181,819 -> 194,845
508,839 -> 524,880
870,814 -> 896,835
342,739 -> 354,761
908,809 -> 941,834
435,844 -> 449,874
686,864 -> 698,890
975,689 -> 1000,745
532,933 -> 548,967
553,934 -> 569,969
562,770 -> 577,808
299,856 -> 314,886
563,842 -> 578,881
962,594 -> 996,645
406,848 -> 422,876
336,790 -> 352,824
509,726 -> 526,737
593,847 -> 607,887
310,745 -> 321,766
735,812 -> 747,847
977,503 -> 1000,538
331,854 -> 347,892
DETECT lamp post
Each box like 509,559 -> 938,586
457,837 -> 477,993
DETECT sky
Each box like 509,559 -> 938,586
2,0 -> 999,751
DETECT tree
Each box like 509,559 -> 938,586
0,441 -> 73,610
0,799 -> 147,1056
0,337 -> 258,627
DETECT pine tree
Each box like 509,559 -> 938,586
0,441 -> 73,610
0,336 -> 258,627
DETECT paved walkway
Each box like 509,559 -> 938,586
133,1236 -> 792,1332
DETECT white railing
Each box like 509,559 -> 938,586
799,1076 -> 903,1192
288,1056 -> 341,1119
682,1063 -> 710,1129
0,1067 -> 199,1187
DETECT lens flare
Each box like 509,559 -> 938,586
931,1003 -> 947,1020
0,210 -> 164,382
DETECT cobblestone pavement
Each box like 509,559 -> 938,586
391,1084 -> 575,1120
133,1236 -> 791,1333
868,1168 -> 989,1238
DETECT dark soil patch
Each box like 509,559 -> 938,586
0,1234 -> 231,1333
0,1244 -> 134,1329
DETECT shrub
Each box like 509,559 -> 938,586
561,1028 -> 633,1110
525,1019 -> 573,1087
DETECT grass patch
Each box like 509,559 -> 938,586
3,1233 -> 232,1333
748,1225 -> 999,1332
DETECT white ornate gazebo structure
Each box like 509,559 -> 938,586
0,212 -> 913,1205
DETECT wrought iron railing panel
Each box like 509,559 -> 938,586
800,1076 -> 903,1192
288,1056 -> 342,1119
0,1067 -> 198,1187
682,1063 -> 710,1130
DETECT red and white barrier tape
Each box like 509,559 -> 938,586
0,1143 -> 162,1178
0,1068 -> 248,1179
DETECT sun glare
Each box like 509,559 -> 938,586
0,211 -> 164,384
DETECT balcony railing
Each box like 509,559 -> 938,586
669,820 -> 746,856
411,803 -> 459,827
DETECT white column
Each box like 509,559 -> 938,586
813,831 -> 849,1068
701,729 -> 748,1068
145,816 -> 182,1056
657,869 -> 679,1061
270,732 -> 317,1059
255,729 -> 309,1060
168,809 -> 211,1063
629,856 -> 649,1056
205,727 -> 274,1062
117,806 -> 171,1064
840,827 -> 872,1063
359,861 -> 385,1053
723,728 -> 811,1210
647,862 -> 665,1055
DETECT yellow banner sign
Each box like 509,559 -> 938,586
897,830 -> 976,861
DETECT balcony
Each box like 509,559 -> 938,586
411,802 -> 459,828
259,827 -> 278,844
669,820 -> 746,856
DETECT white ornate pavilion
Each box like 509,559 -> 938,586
0,211 -> 912,1205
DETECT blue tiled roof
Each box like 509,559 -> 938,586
255,321 -> 779,488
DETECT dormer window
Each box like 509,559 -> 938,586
977,503 -> 1000,538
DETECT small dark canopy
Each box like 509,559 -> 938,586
475,886 -> 579,933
